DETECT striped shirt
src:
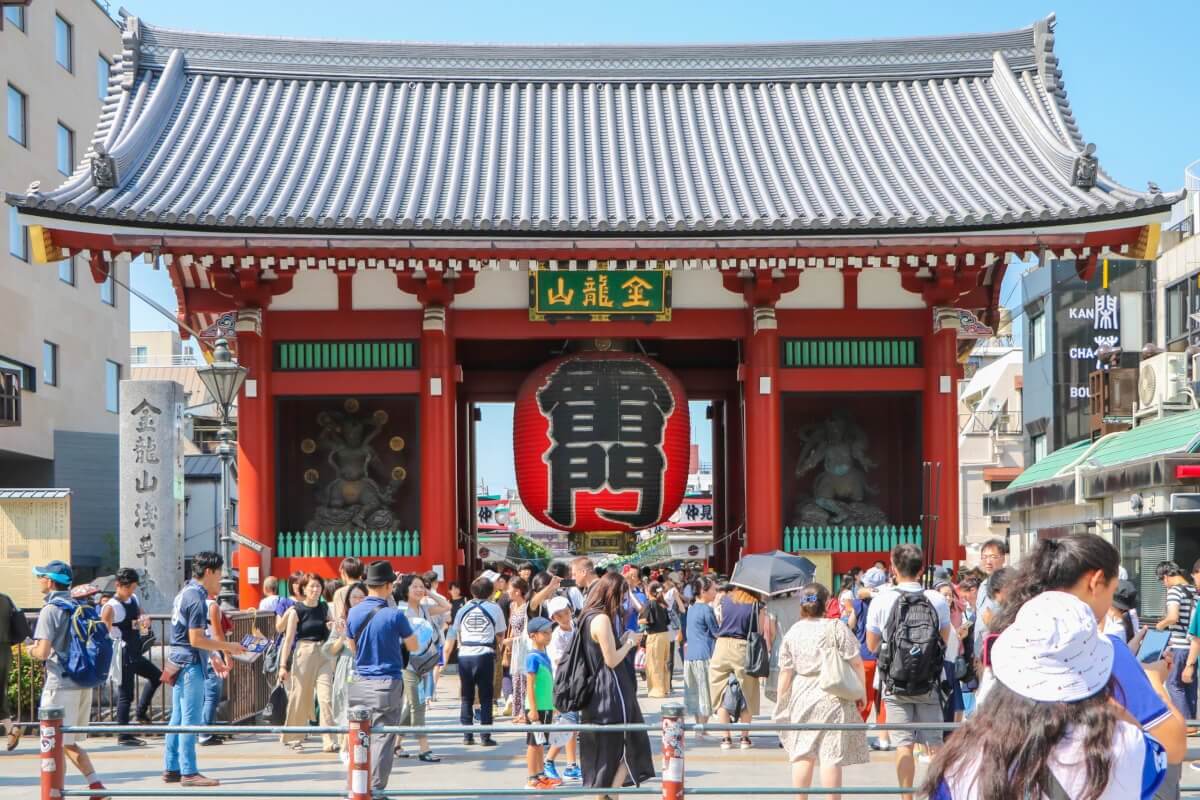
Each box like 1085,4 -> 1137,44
1165,584 -> 1195,650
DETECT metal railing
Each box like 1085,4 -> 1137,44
958,411 -> 1022,435
1169,215 -> 1195,240
10,611 -> 273,725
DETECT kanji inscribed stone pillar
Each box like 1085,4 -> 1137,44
119,380 -> 186,613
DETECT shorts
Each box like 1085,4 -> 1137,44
550,710 -> 579,749
882,690 -> 944,748
41,684 -> 94,746
527,709 -> 553,747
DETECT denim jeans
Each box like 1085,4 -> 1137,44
198,660 -> 222,742
164,661 -> 205,776
1167,648 -> 1196,722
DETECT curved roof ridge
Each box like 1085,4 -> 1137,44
130,15 -> 1051,82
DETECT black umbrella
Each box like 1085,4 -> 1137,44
730,552 -> 816,597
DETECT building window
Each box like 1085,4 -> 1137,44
56,123 -> 74,175
3,6 -> 25,31
1167,280 -> 1190,343
1032,433 -> 1048,464
1118,291 -> 1144,352
55,15 -> 73,73
0,356 -> 35,393
6,84 -> 26,146
97,56 -> 110,101
131,345 -> 148,363
101,273 -> 115,306
1029,311 -> 1047,359
58,256 -> 75,285
8,205 -> 27,260
42,342 -> 58,387
105,360 -> 120,412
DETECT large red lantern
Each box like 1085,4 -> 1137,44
514,352 -> 690,533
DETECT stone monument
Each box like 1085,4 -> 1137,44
119,380 -> 185,613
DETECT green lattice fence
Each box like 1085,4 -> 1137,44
275,340 -> 417,371
276,530 -> 422,558
782,525 -> 922,553
782,338 -> 921,368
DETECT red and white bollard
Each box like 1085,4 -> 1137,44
660,702 -> 685,800
348,707 -> 371,800
39,706 -> 64,800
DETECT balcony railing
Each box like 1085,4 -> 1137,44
959,411 -> 1022,435
783,524 -> 922,553
277,529 -> 422,558
1169,215 -> 1195,240
0,368 -> 19,427
129,353 -> 202,367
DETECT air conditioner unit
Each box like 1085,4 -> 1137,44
1135,352 -> 1190,421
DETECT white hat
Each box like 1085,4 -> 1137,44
546,596 -> 571,617
991,591 -> 1113,703
862,566 -> 889,590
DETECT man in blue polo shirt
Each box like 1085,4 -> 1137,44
347,561 -> 418,799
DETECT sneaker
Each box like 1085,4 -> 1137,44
198,735 -> 223,746
739,738 -> 753,750
88,782 -> 109,800
5,723 -> 22,751
526,775 -> 560,790
720,738 -> 733,750
563,763 -> 582,780
118,735 -> 147,747
480,736 -> 498,747
543,761 -> 562,782
542,774 -> 563,788
162,771 -> 181,783
180,774 -> 220,787
462,734 -> 475,745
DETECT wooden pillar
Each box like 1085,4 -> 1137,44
710,401 -> 727,574
743,305 -> 782,555
723,395 -> 744,571
419,304 -> 460,576
923,312 -> 961,568
235,308 -> 273,608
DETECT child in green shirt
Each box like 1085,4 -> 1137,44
524,617 -> 559,790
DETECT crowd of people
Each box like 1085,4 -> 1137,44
4,535 -> 1199,799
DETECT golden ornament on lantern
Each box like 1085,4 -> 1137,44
389,436 -> 405,452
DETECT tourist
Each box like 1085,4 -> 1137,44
278,573 -> 335,752
662,574 -> 685,679
421,570 -> 451,692
444,576 -> 505,746
198,595 -> 231,746
29,560 -> 108,796
1104,580 -> 1139,644
523,616 -> 561,790
518,563 -> 535,584
447,581 -> 466,622
622,565 -> 647,635
865,543 -> 952,800
100,568 -> 161,747
543,596 -> 580,782
258,576 -> 282,613
775,582 -> 869,798
393,573 -> 447,762
640,581 -> 671,698
346,561 -> 419,799
683,577 -> 718,731
709,584 -> 773,750
0,587 -> 30,751
923,590 -> 1168,800
274,571 -> 306,635
972,538 -> 1007,656
163,552 -> 246,787
505,576 -> 531,723
846,569 -> 888,749
570,556 -> 598,600
972,566 -> 1015,707
577,572 -> 654,791
333,558 -> 365,620
327,580 -> 367,765
934,577 -> 967,723
1154,561 -> 1196,722
990,536 -> 1186,771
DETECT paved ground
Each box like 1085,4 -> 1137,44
0,672 -> 923,799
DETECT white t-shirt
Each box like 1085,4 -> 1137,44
866,583 -> 952,690
259,595 -> 281,613
939,720 -> 1165,800
547,625 -> 575,677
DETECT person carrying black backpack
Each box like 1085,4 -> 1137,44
864,544 -> 951,800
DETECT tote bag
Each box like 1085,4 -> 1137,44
817,621 -> 865,701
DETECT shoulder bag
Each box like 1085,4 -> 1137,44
817,621 -> 865,701
744,603 -> 771,678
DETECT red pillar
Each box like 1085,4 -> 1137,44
236,309 -> 273,608
419,304 -> 460,576
743,306 -> 782,555
923,315 -> 962,569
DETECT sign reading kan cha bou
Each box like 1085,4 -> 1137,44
530,268 -> 670,321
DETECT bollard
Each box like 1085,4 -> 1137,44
40,707 -> 64,800
348,707 -> 371,800
660,702 -> 685,800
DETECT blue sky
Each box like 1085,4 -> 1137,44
124,0 -> 1200,491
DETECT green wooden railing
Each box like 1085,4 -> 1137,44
275,340 -> 417,371
783,525 -> 922,553
276,529 -> 422,558
782,338 -> 921,368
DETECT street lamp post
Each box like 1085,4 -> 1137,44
195,338 -> 248,609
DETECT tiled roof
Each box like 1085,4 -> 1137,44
6,14 -> 1175,234
1006,439 -> 1090,490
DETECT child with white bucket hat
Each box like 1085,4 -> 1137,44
924,590 -> 1167,800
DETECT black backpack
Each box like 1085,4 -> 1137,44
879,591 -> 945,696
553,612 -> 596,713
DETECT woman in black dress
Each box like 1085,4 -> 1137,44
579,572 -> 656,793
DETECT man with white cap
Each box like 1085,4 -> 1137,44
926,590 -> 1168,799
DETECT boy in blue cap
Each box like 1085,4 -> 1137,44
524,616 -> 560,790
29,560 -> 107,800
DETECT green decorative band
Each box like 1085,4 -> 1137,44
782,338 -> 921,368
783,525 -> 922,553
276,530 -> 422,558
275,341 -> 417,371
